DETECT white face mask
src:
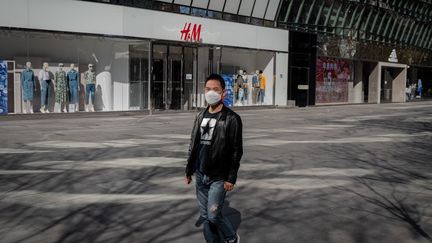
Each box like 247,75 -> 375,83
205,90 -> 222,105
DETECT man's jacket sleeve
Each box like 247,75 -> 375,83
185,114 -> 199,176
227,114 -> 243,184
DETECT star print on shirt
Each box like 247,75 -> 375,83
200,118 -> 217,143
202,121 -> 211,136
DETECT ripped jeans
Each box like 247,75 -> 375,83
196,171 -> 236,243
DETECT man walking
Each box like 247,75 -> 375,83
185,74 -> 243,243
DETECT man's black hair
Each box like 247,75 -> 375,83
259,70 -> 263,74
205,74 -> 226,90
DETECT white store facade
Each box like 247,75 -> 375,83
0,0 -> 289,113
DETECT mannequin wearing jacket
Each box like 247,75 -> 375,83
67,64 -> 79,112
39,62 -> 55,113
21,62 -> 36,113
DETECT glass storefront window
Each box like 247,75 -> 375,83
129,44 -> 150,110
1,29 -> 280,114
220,47 -> 275,107
315,57 -> 352,104
0,29 -> 149,113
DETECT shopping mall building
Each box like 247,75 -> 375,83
0,0 -> 431,114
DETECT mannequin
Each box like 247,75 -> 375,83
417,79 -> 423,98
241,70 -> 249,105
21,62 -> 36,113
96,65 -> 113,111
38,62 -> 55,113
84,64 -> 96,112
55,63 -> 68,113
67,64 -> 79,112
252,70 -> 260,105
235,70 -> 244,105
258,70 -> 266,105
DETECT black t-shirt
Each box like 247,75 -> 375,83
196,110 -> 220,173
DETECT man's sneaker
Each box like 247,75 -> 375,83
226,234 -> 240,243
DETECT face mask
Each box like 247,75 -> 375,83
205,90 -> 222,105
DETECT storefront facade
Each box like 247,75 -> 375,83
0,0 -> 289,114
312,36 -> 425,105
288,34 -> 421,107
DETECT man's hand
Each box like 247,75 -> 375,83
224,182 -> 234,191
185,175 -> 192,185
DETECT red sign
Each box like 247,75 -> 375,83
180,23 -> 202,42
315,58 -> 351,104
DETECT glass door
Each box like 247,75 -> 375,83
168,46 -> 182,110
183,47 -> 196,110
152,44 -> 167,110
129,44 -> 149,110
291,67 -> 310,107
152,44 -> 198,110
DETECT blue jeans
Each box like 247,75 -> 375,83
85,84 -> 95,105
69,82 -> 79,104
41,80 -> 51,107
196,171 -> 236,243
259,89 -> 265,103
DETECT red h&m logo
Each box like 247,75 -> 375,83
180,23 -> 202,42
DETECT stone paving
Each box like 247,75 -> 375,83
0,101 -> 431,243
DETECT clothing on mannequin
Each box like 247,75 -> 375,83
67,64 -> 79,112
21,62 -> 36,113
417,79 -> 423,98
235,70 -> 244,105
241,70 -> 249,105
84,64 -> 96,112
252,70 -> 260,105
55,63 -> 68,112
258,70 -> 266,105
39,62 -> 55,113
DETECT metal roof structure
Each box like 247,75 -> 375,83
83,0 -> 432,51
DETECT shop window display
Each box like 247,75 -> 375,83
220,47 -> 274,107
315,57 -> 351,104
0,30 -> 148,113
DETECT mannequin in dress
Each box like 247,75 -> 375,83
55,63 -> 67,112
21,62 -> 36,113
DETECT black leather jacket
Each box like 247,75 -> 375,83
185,105 -> 243,184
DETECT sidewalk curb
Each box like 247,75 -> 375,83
1,100 -> 431,121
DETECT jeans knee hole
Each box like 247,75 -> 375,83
210,204 -> 218,213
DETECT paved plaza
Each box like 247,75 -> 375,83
0,101 -> 432,243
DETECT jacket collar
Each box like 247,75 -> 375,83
203,104 -> 228,121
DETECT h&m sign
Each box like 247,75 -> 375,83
180,22 -> 202,43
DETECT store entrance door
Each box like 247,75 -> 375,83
152,44 -> 196,110
291,67 -> 310,107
